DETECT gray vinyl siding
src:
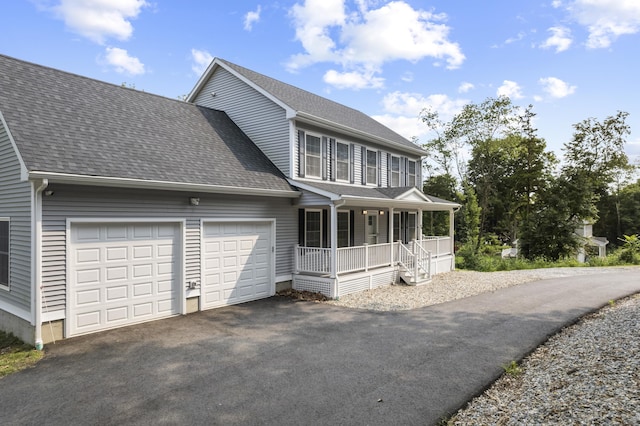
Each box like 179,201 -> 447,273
40,184 -> 297,314
295,122 -> 421,188
0,121 -> 32,311
192,67 -> 291,176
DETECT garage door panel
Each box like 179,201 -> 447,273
69,222 -> 180,336
202,222 -> 273,309
106,285 -> 128,301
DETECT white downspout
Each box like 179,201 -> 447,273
33,179 -> 48,350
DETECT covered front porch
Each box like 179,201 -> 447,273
289,181 -> 459,298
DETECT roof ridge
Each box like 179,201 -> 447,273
0,53 -> 187,106
217,57 -> 368,116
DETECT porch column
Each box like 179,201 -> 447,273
330,202 -> 338,279
417,209 -> 423,242
449,209 -> 455,269
389,207 -> 394,265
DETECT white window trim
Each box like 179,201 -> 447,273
366,149 -> 377,186
305,133 -> 322,179
408,160 -> 417,187
0,217 -> 9,290
390,155 -> 401,187
335,141 -> 350,182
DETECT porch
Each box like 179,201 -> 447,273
288,180 -> 460,299
293,237 -> 454,298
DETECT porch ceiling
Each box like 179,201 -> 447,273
289,180 -> 460,211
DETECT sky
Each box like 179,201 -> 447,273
2,0 -> 640,166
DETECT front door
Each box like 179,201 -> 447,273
366,213 -> 378,244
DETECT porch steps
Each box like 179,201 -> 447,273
399,270 -> 431,286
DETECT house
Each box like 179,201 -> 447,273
0,54 -> 458,347
575,222 -> 608,262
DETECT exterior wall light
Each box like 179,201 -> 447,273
189,197 -> 200,206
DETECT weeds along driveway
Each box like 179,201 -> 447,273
1,270 -> 639,426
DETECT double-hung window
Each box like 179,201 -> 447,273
305,210 -> 322,248
408,160 -> 417,187
366,150 -> 377,185
337,211 -> 350,248
305,135 -> 322,178
0,219 -> 8,288
390,156 -> 400,187
335,142 -> 350,181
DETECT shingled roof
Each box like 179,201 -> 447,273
190,58 -> 426,155
0,54 -> 296,196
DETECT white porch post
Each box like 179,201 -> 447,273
389,207 -> 394,265
330,203 -> 338,279
418,209 -> 423,242
449,209 -> 455,269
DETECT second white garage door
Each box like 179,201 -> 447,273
201,221 -> 273,309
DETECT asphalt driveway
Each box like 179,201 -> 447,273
1,270 -> 639,425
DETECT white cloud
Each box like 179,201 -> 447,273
288,0 -> 464,89
104,47 -> 144,75
373,91 -> 468,141
323,69 -> 384,89
566,0 -> 640,48
244,5 -> 261,31
191,49 -> 213,75
53,0 -> 148,44
458,82 -> 474,93
497,80 -> 524,99
539,77 -> 576,98
540,26 -> 573,52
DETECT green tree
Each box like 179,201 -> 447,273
519,175 -> 594,260
422,174 -> 458,236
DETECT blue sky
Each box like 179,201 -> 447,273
3,0 -> 640,164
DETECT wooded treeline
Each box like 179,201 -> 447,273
420,96 -> 638,261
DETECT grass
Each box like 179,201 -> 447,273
502,360 -> 523,376
0,331 -> 44,378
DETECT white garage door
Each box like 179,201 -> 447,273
201,221 -> 273,309
68,222 -> 180,336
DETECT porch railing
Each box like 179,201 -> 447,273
295,237 -> 450,276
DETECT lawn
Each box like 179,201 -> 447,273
0,331 -> 44,378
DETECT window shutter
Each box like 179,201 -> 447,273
350,144 -> 355,184
403,157 -> 409,187
298,209 -> 305,245
349,210 -> 355,246
377,150 -> 382,187
321,136 -> 328,180
361,146 -> 367,185
330,138 -> 336,181
322,209 -> 328,248
386,153 -> 391,187
298,130 -> 305,178
417,159 -> 422,188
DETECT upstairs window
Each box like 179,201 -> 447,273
0,219 -> 8,288
336,142 -> 350,181
305,135 -> 322,178
408,160 -> 417,187
390,156 -> 400,187
366,150 -> 377,185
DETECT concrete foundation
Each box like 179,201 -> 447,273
275,280 -> 292,292
186,297 -> 199,314
0,310 -> 35,346
41,320 -> 64,344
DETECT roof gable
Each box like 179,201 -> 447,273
0,54 -> 295,195
189,58 -> 426,155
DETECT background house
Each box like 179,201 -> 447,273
0,55 -> 457,346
